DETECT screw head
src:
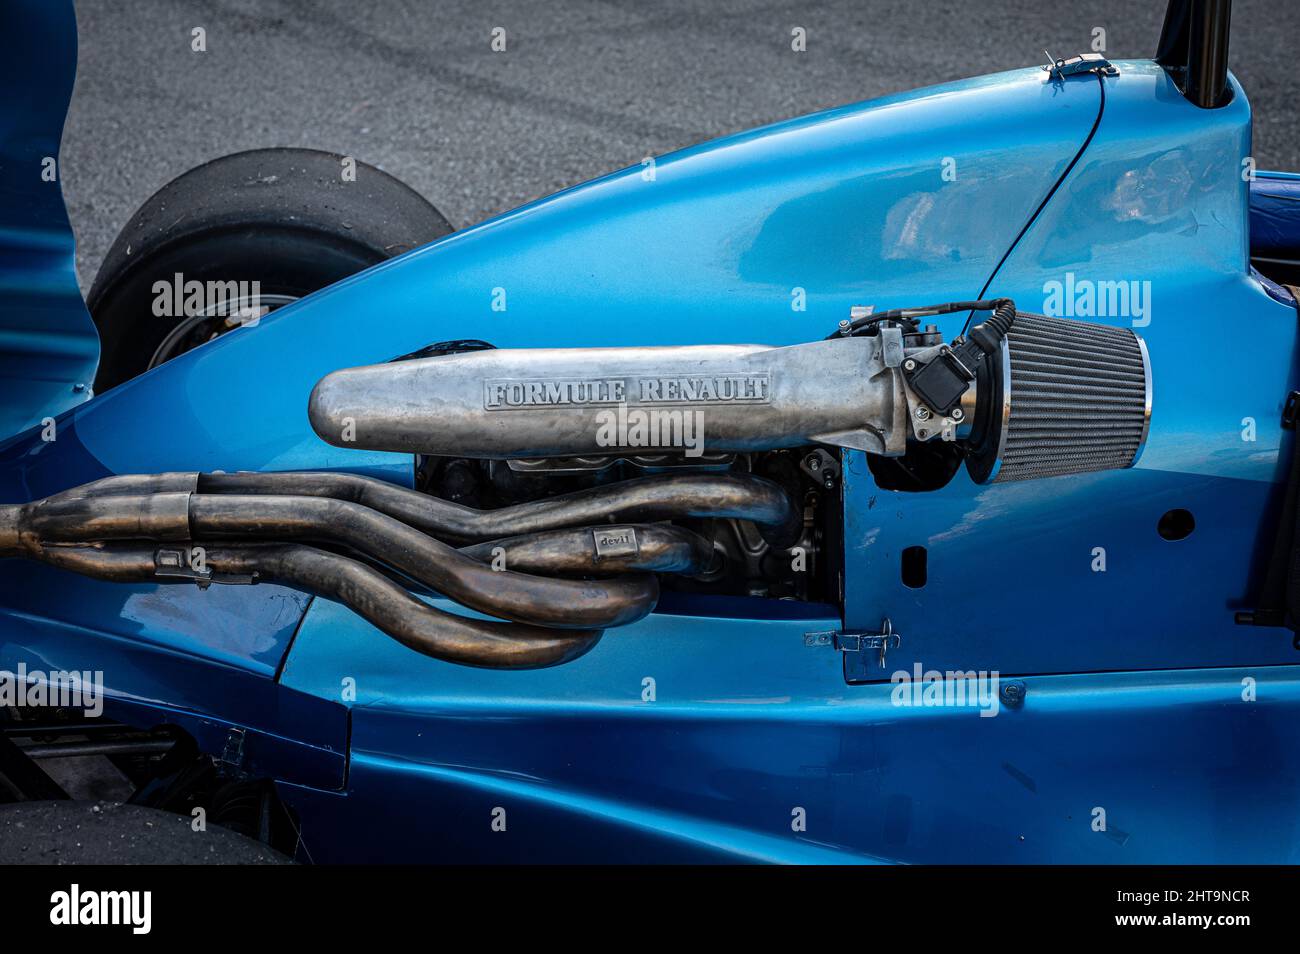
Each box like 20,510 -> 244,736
1000,681 -> 1027,708
914,406 -> 932,421
951,408 -> 964,421
903,359 -> 917,372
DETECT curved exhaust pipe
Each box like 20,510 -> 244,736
0,471 -> 795,669
33,543 -> 601,670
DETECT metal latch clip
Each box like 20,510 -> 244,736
805,618 -> 902,669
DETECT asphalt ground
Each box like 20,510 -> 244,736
62,0 -> 1299,289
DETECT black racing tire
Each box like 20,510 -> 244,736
87,147 -> 453,391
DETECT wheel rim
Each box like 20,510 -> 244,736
148,293 -> 299,369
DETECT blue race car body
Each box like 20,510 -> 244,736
2,0 -> 1298,863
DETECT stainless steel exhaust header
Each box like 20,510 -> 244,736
0,470 -> 799,669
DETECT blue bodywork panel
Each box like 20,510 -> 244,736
2,32 -> 1297,862
1250,170 -> 1300,257
282,649 -> 1300,863
0,0 -> 99,439
0,610 -> 346,791
842,63 -> 1300,676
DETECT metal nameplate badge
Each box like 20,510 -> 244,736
484,373 -> 771,409
592,527 -> 640,559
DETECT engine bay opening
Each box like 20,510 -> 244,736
416,446 -> 844,606
0,299 -> 1152,670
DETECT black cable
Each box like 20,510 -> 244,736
826,298 -> 1010,340
961,71 -> 1108,336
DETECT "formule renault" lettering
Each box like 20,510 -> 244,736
485,373 -> 770,409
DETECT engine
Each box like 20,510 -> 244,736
0,300 -> 1150,669
309,299 -> 1150,483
